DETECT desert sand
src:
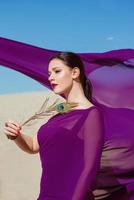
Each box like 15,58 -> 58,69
0,91 -> 65,200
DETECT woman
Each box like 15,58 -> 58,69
4,52 -> 105,200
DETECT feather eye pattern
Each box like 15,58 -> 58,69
55,102 -> 79,114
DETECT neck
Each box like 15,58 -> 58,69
64,82 -> 89,106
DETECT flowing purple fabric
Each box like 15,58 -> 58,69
0,37 -> 134,200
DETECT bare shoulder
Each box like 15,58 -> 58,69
32,134 -> 40,154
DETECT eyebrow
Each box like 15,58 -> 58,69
48,67 -> 61,73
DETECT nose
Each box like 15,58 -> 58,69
48,74 -> 55,83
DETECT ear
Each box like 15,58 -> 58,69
72,67 -> 80,79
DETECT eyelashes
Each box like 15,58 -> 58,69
48,70 -> 61,76
55,70 -> 61,73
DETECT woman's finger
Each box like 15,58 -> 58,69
7,120 -> 21,128
4,127 -> 20,135
5,123 -> 21,130
5,122 -> 21,130
4,130 -> 18,137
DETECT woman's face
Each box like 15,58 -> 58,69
48,58 -> 74,95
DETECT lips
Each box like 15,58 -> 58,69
51,84 -> 58,88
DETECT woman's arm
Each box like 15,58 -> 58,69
72,108 -> 104,200
4,120 -> 39,154
14,133 -> 39,154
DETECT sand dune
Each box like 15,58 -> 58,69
0,91 -> 64,200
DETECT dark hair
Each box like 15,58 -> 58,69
49,52 -> 93,100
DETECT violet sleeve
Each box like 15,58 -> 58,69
72,108 -> 104,200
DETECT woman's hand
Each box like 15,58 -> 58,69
4,120 -> 22,140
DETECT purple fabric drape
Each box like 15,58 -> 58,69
0,37 -> 134,199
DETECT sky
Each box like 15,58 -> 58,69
0,0 -> 134,95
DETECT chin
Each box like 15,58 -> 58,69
53,89 -> 65,95
53,89 -> 61,94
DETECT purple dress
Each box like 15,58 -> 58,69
37,106 -> 104,200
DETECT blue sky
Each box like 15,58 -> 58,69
0,0 -> 134,94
